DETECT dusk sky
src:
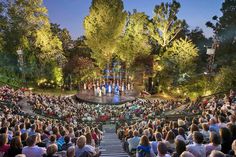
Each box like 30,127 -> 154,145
44,0 -> 224,40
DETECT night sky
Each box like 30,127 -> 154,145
44,0 -> 223,39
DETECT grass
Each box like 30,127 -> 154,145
32,88 -> 78,96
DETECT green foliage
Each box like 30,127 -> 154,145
53,67 -> 63,86
0,0 -> 66,85
84,0 -> 127,68
163,38 -> 199,73
117,11 -> 151,68
206,0 -> 236,67
0,1 -> 7,52
148,0 -> 183,49
64,55 -> 99,83
50,23 -> 73,55
213,65 -> 236,93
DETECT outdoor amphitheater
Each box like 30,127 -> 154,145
0,0 -> 236,157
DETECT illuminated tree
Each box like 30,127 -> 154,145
148,0 -> 183,51
84,0 -> 127,68
163,38 -> 199,73
117,11 -> 151,68
4,0 -> 65,62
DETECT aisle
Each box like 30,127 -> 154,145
100,125 -> 129,157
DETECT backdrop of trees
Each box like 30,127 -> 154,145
0,0 -> 235,97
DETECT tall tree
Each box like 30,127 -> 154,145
84,0 -> 127,69
206,0 -> 236,66
51,23 -> 73,56
5,0 -> 64,62
148,0 -> 183,51
117,11 -> 151,68
4,0 -> 66,82
0,1 -> 6,52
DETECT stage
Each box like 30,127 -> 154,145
75,90 -> 138,105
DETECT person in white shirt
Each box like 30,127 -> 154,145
127,130 -> 140,152
186,131 -> 206,157
22,135 -> 46,157
75,135 -> 96,157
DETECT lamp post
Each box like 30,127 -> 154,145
17,49 -> 25,84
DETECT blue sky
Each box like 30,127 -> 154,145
44,0 -> 223,39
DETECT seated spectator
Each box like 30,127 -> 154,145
175,128 -> 188,144
164,131 -> 176,153
219,127 -> 232,154
127,130 -> 140,153
137,135 -> 155,157
150,132 -> 162,155
6,136 -> 23,157
0,134 -> 10,156
205,132 -> 221,156
180,151 -> 194,157
229,139 -> 236,156
186,131 -> 206,157
172,140 -> 186,157
187,124 -> 199,143
209,118 -> 220,134
22,135 -> 46,157
67,146 -> 75,157
75,135 -> 96,157
62,135 -> 73,151
21,133 -> 28,147
47,135 -> 57,147
201,123 -> 210,143
157,142 -> 171,157
43,144 -> 58,157
209,150 -> 225,157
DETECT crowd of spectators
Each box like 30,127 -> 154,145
2,85 -> 236,157
0,86 -> 103,157
117,89 -> 236,157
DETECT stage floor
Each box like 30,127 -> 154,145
76,90 -> 138,105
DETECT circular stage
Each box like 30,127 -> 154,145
76,90 -> 138,105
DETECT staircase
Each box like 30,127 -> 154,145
100,125 -> 129,157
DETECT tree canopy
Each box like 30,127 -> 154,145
84,0 -> 127,68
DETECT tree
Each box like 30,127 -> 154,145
84,0 -> 127,69
163,38 -> 199,73
213,64 -> 236,92
51,23 -> 73,56
148,0 -> 183,51
3,0 -> 66,83
117,11 -> 151,68
206,0 -> 236,66
0,2 -> 5,51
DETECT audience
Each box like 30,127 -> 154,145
0,85 -> 236,157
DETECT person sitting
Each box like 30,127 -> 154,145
62,135 -> 73,151
172,140 -> 186,157
67,146 -> 75,157
6,136 -> 23,157
0,134 -> 10,157
75,135 -> 96,157
150,132 -> 163,155
43,144 -> 59,157
22,135 -> 46,157
209,150 -> 225,157
219,127 -> 232,154
180,151 -> 194,157
127,130 -> 140,154
186,131 -> 206,157
136,135 -> 155,157
209,118 -> 220,134
205,132 -> 221,156
157,142 -> 171,157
